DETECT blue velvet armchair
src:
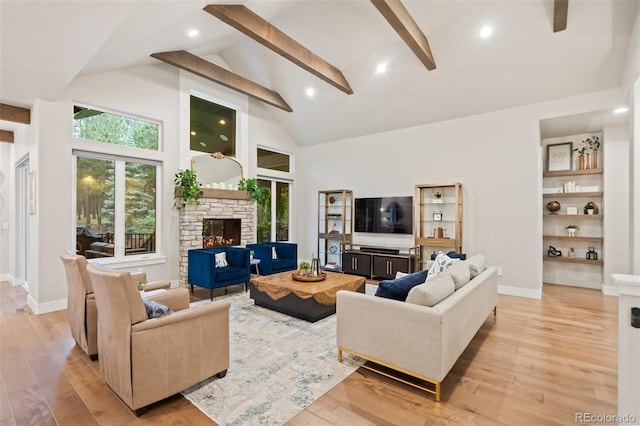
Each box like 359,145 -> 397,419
188,247 -> 251,299
246,242 -> 298,276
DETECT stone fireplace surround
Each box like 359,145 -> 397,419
178,188 -> 255,287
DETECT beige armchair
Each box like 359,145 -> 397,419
59,251 -> 172,360
86,263 -> 230,414
60,252 -> 99,359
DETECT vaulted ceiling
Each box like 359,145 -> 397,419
0,0 -> 637,146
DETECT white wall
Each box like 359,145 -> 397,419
296,88 -> 627,298
602,123 -> 632,284
622,7 -> 640,96
0,143 -> 12,280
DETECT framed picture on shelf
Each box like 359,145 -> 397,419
547,142 -> 573,172
433,211 -> 443,222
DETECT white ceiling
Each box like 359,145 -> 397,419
1,0 -> 637,145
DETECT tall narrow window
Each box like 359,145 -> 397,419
124,162 -> 156,255
190,95 -> 236,155
75,152 -> 158,258
256,179 -> 290,243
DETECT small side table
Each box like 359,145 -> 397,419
250,258 -> 261,276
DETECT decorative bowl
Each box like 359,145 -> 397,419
546,201 -> 561,214
292,273 -> 326,282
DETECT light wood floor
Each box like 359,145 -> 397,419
1,281 -> 617,425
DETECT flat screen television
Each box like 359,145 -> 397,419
354,196 -> 413,235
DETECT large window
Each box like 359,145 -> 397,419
75,152 -> 158,258
190,95 -> 236,155
256,179 -> 290,243
73,106 -> 159,150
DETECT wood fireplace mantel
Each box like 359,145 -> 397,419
175,187 -> 250,201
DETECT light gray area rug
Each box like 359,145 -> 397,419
182,289 -> 362,426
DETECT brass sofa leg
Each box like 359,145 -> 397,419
337,347 -> 343,362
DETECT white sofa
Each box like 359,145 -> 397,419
336,257 -> 497,401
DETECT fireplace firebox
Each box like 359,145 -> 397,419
203,218 -> 241,247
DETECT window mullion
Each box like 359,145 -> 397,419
271,180 -> 277,240
114,161 -> 126,257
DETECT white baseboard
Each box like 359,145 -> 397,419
27,295 -> 67,315
0,273 -> 13,283
601,284 -> 618,296
498,284 -> 542,299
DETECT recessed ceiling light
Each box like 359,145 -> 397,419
480,26 -> 493,38
220,134 -> 229,141
219,119 -> 226,125
614,107 -> 629,114
376,62 -> 388,74
305,88 -> 315,97
188,29 -> 199,38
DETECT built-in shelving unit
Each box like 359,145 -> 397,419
318,190 -> 353,272
542,138 -> 603,289
414,182 -> 462,269
543,256 -> 603,265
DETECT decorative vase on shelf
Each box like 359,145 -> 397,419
578,155 -> 585,170
546,201 -> 561,215
592,149 -> 598,169
585,153 -> 592,169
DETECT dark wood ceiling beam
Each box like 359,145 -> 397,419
0,103 -> 31,124
0,130 -> 14,143
151,50 -> 292,112
204,4 -> 353,95
553,0 -> 568,32
371,0 -> 436,70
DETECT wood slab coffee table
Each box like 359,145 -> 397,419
249,271 -> 365,322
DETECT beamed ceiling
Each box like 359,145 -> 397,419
0,0 -> 637,146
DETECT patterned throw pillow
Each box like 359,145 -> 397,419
427,251 -> 455,280
215,252 -> 228,268
143,300 -> 174,319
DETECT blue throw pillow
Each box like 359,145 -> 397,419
375,269 -> 429,301
143,300 -> 174,319
446,250 -> 467,260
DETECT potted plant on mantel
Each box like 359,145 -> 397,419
174,169 -> 203,209
237,178 -> 264,202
